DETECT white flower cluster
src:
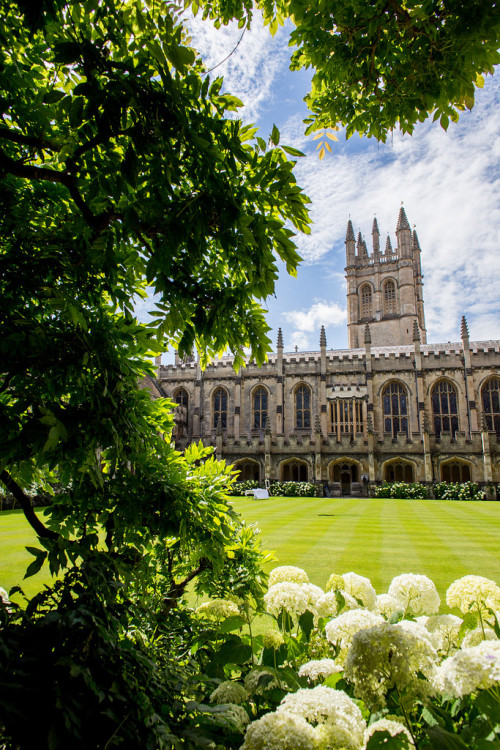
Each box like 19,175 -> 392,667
446,575 -> 500,615
244,669 -> 279,695
264,582 -> 323,620
196,598 -> 240,620
210,681 -> 248,705
325,609 -> 384,650
345,622 -> 438,710
388,574 -> 440,616
262,630 -> 284,650
0,587 -> 10,606
432,640 -> 500,697
424,614 -> 463,654
376,593 -> 400,618
269,566 -> 309,587
364,718 -> 413,748
342,572 -> 377,611
240,710 -> 318,750
207,703 -> 250,734
298,659 -> 343,682
316,590 -> 359,620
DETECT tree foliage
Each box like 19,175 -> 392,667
193,0 -> 500,140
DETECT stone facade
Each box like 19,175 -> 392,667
152,209 -> 500,496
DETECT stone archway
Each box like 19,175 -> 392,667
280,458 -> 309,482
233,459 -> 261,482
383,459 -> 414,482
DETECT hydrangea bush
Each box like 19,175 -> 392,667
374,482 -> 428,499
268,481 -> 320,497
433,481 -> 487,501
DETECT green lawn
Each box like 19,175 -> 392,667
2,498 -> 500,604
231,496 -> 500,602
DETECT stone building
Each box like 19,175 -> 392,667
152,208 -> 500,496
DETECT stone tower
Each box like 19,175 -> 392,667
345,208 -> 427,348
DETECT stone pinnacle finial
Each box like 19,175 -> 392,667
367,411 -> 374,434
423,411 -> 430,433
216,417 -> 223,436
413,320 -> 421,342
461,315 -> 469,340
480,411 -> 488,432
265,416 -> 271,435
385,235 -> 392,252
320,325 -> 327,347
396,206 -> 410,231
412,230 -> 421,251
372,217 -> 380,236
345,219 -> 355,242
364,323 -> 371,345
277,327 -> 283,348
357,231 -> 363,251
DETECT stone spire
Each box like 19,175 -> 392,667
345,219 -> 356,265
364,323 -> 371,344
265,416 -> 271,436
357,231 -> 363,255
320,325 -> 327,347
372,217 -> 380,255
385,235 -> 393,253
277,327 -> 283,349
461,315 -> 469,341
412,230 -> 421,251
314,414 -> 322,435
412,319 -> 421,342
396,206 -> 410,231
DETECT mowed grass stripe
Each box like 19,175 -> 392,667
378,500 -> 428,593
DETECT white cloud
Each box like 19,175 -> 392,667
283,300 -> 347,349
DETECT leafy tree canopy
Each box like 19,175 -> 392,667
193,0 -> 500,140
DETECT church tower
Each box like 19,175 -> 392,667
345,208 -> 427,348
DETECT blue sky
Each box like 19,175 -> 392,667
138,11 -> 500,361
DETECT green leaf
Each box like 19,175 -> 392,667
24,551 -> 47,579
212,640 -> 252,664
218,615 -> 246,632
270,124 -> 280,146
52,42 -> 81,63
366,730 -> 410,749
282,145 -> 306,157
425,727 -> 469,749
475,690 -> 500,725
298,609 -> 314,640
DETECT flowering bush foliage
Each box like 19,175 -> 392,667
268,481 -> 320,497
433,481 -> 486,501
228,480 -> 260,496
374,481 -> 428,498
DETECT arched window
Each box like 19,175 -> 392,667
382,382 -> 408,437
213,387 -> 228,429
360,284 -> 372,319
295,384 -> 311,429
174,388 -> 188,408
281,459 -> 308,482
253,386 -> 268,429
383,280 -> 397,315
431,381 -> 459,438
329,399 -> 364,439
441,462 -> 471,483
384,461 -> 414,482
482,378 -> 500,437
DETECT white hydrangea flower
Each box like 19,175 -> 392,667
325,609 -> 384,650
277,686 -> 366,750
244,669 -> 279,695
342,572 -> 377,611
210,681 -> 248,705
462,626 -> 498,648
316,590 -> 360,620
396,619 -> 440,650
425,614 -> 463,654
345,622 -> 438,710
207,703 -> 250,734
376,593 -> 400,619
269,566 -> 309,587
264,582 -> 322,620
196,598 -> 240,620
240,710 -> 318,750
0,587 -> 10,606
432,640 -> 500,697
446,575 -> 500,615
298,659 -> 343,682
262,630 -> 284,650
364,718 -> 413,748
388,574 -> 440,616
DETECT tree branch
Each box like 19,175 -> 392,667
163,557 -> 210,608
0,126 -> 61,152
0,469 -> 59,540
0,147 -> 69,184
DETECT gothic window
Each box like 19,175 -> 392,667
431,381 -> 459,438
281,459 -> 308,481
213,387 -> 228,429
481,377 -> 500,437
441,462 -> 471,483
384,461 -> 414,482
382,382 -> 408,437
252,386 -> 268,429
295,384 -> 311,429
174,388 -> 188,407
360,284 -> 373,319
173,388 -> 188,437
329,399 -> 364,439
331,462 -> 359,483
383,279 -> 397,315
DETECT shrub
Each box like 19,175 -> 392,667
374,482 -> 428,499
227,480 -> 260,496
433,481 -> 486,501
269,481 -> 320,498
